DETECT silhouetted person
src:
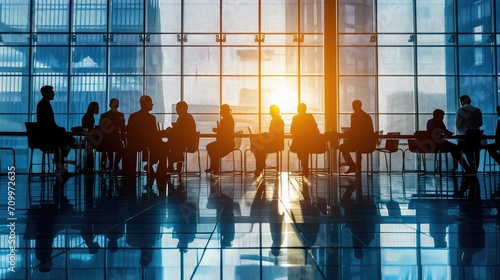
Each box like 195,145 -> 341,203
81,102 -> 100,172
250,104 -> 285,176
166,182 -> 197,252
427,109 -> 469,173
36,85 -> 75,173
345,198 -> 377,259
205,104 -> 235,173
339,100 -> 376,174
99,98 -> 126,171
126,95 -> 167,176
458,198 -> 485,266
290,103 -> 320,176
456,95 -> 483,171
487,106 -> 500,165
165,101 -> 197,173
296,183 -> 320,248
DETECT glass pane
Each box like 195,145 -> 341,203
110,0 -> 144,32
184,76 -> 220,111
222,47 -> 259,75
300,47 -> 323,75
378,34 -> 414,46
459,76 -> 495,113
378,47 -> 414,75
339,34 -> 376,46
0,0 -> 31,32
145,76 -> 180,114
417,34 -> 456,46
222,0 -> 258,32
70,76 -> 107,113
34,0 -> 70,32
0,114 -> 28,132
72,47 -> 106,74
300,76 -> 324,114
145,47 -> 181,75
73,0 -> 107,33
416,0 -> 455,33
183,47 -> 220,75
261,47 -> 298,75
73,33 -> 107,46
379,76 -> 415,113
109,47 -> 143,75
338,0 -> 374,33
148,0 -> 181,32
339,47 -> 376,75
418,77 -> 457,114
262,0 -> 298,33
338,76 -> 376,113
379,114 -> 415,135
261,76 -> 298,115
417,47 -> 455,75
184,0 -> 220,33
377,0 -> 414,33
33,46 -> 69,74
109,76 -> 143,114
457,0 -> 493,33
0,76 -> 29,114
222,76 -> 259,113
458,47 -> 495,75
0,46 -> 29,74
300,0 -> 324,33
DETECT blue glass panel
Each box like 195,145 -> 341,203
72,47 -> 106,74
32,46 -> 69,74
378,47 -> 414,75
459,76 -> 495,113
0,0 -> 31,32
109,47 -> 143,75
457,0 -> 493,33
417,47 -> 456,75
108,76 -> 143,115
32,76 -> 69,114
33,0 -> 70,32
0,46 -> 29,74
145,76 -> 180,114
73,0 -> 107,33
416,0 -> 455,33
377,0 -> 414,33
110,0 -> 144,32
70,76 -> 107,113
148,0 -> 181,33
0,76 -> 29,113
458,47 -> 494,75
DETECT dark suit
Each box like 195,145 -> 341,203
426,117 -> 464,170
290,113 -> 319,171
36,98 -> 74,161
339,109 -> 375,169
487,119 -> 500,164
251,117 -> 285,171
166,113 -> 197,165
206,115 -> 235,172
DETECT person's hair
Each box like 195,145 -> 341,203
40,85 -> 53,95
87,102 -> 99,113
459,95 -> 471,104
433,109 -> 445,118
109,98 -> 119,107
352,100 -> 362,109
221,104 -> 231,113
297,103 -> 307,112
176,101 -> 188,111
270,104 -> 280,114
139,95 -> 152,108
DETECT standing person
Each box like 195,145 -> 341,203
81,102 -> 100,173
250,104 -> 285,176
427,109 -> 469,173
99,98 -> 126,171
165,101 -> 197,173
338,100 -> 376,174
455,95 -> 483,171
126,95 -> 167,176
290,103 -> 320,176
36,85 -> 75,173
205,104 -> 235,174
487,106 -> 500,165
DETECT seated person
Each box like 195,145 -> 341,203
165,101 -> 197,173
339,100 -> 376,174
36,85 -> 75,173
99,98 -> 126,171
205,104 -> 234,173
126,95 -> 167,176
427,109 -> 469,173
290,103 -> 320,176
250,104 -> 285,176
81,102 -> 100,172
487,106 -> 500,165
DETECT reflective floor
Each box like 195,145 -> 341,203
1,169 -> 500,279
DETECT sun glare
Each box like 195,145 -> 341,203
270,89 -> 298,114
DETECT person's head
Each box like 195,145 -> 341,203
139,95 -> 153,111
176,101 -> 188,115
297,103 -> 307,114
459,95 -> 471,106
87,102 -> 99,115
40,85 -> 55,100
109,98 -> 119,110
432,109 -> 445,120
352,100 -> 362,112
269,104 -> 281,118
220,104 -> 231,117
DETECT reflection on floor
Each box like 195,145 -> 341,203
1,171 -> 500,279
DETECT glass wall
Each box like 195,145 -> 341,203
0,0 -> 324,171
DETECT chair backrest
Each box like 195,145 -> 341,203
233,131 -> 243,150
384,132 -> 401,152
25,122 -> 55,151
186,132 -> 200,153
